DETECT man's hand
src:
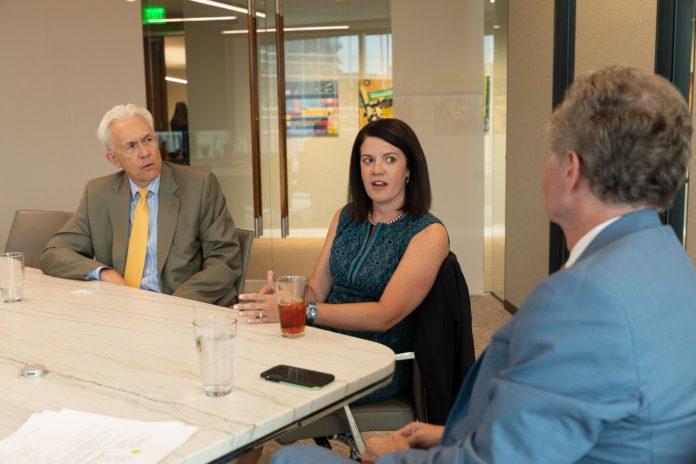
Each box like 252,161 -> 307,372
399,422 -> 445,449
361,432 -> 410,464
99,268 -> 128,286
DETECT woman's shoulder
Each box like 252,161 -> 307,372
337,203 -> 362,226
400,212 -> 447,246
408,211 -> 443,229
331,204 -> 356,235
339,203 -> 353,218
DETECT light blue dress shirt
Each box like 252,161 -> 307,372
86,177 -> 161,292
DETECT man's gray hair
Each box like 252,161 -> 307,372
97,103 -> 155,151
547,65 -> 692,211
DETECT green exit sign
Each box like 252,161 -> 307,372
143,6 -> 166,24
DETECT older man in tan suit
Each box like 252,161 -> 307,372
40,103 -> 241,307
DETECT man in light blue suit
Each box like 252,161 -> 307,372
271,66 -> 696,463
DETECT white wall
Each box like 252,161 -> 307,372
489,0 -> 508,296
392,0 -> 485,294
492,0 -> 508,233
0,0 -> 146,248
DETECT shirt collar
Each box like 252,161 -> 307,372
565,215 -> 621,269
128,176 -> 160,199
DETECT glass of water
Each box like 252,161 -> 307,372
0,252 -> 24,303
193,315 -> 237,397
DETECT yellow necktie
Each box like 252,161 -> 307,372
124,188 -> 149,288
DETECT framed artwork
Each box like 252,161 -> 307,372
359,79 -> 393,127
286,80 -> 339,137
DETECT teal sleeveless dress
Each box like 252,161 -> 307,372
317,205 -> 442,404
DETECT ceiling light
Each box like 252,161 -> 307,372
165,76 -> 188,84
285,25 -> 349,32
222,28 -> 270,34
493,25 -> 501,29
190,0 -> 266,18
149,16 -> 236,23
221,25 -> 350,34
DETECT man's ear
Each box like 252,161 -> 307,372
105,151 -> 121,168
564,150 -> 583,193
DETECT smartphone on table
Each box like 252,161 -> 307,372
260,365 -> 335,389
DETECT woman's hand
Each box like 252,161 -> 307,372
259,270 -> 275,295
234,271 -> 279,322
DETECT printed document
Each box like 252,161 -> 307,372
0,409 -> 196,463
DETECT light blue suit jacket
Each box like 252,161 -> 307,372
380,210 -> 696,463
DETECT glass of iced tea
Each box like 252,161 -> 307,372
276,276 -> 307,338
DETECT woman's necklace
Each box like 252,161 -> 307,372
367,210 -> 406,225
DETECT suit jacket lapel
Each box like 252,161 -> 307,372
157,163 -> 181,274
108,172 -> 131,274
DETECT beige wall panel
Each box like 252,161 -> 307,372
575,0 -> 656,74
505,0 -> 555,308
687,117 -> 696,262
0,1 -> 145,248
393,0 -> 485,294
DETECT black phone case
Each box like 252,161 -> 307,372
260,364 -> 335,388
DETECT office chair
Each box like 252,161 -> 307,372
276,252 -> 475,458
235,228 -> 254,294
4,210 -> 74,268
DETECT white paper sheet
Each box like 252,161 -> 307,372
0,409 -> 196,463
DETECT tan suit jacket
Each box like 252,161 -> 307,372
40,162 -> 241,307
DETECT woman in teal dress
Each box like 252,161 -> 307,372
236,118 -> 449,403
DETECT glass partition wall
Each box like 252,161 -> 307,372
483,0 -> 507,299
142,0 -> 391,280
278,1 -> 391,237
143,0 -> 269,232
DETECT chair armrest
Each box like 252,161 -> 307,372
395,352 -> 415,361
394,352 -> 426,419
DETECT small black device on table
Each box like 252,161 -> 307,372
260,365 -> 335,389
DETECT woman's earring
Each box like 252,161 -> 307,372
405,175 -> 410,184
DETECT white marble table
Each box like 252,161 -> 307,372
0,268 -> 395,463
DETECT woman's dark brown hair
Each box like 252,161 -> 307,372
348,118 -> 432,222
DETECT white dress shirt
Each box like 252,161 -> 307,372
564,216 -> 621,269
